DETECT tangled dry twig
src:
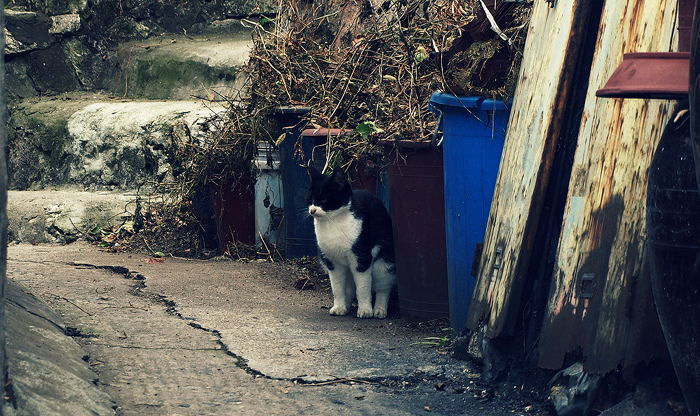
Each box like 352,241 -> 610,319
173,0 -> 531,191
145,0 -> 531,256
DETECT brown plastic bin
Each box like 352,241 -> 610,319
382,140 -> 449,321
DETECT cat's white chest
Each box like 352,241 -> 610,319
314,210 -> 361,263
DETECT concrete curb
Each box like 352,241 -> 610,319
4,279 -> 116,415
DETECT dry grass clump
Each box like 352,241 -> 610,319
241,0 -> 530,169
172,0 -> 532,188
118,0 -> 532,257
248,0 -> 476,143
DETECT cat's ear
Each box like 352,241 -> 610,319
307,162 -> 322,179
331,166 -> 347,190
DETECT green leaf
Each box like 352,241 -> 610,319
414,45 -> 429,63
354,121 -> 384,140
116,221 -> 135,234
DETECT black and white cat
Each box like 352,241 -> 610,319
307,165 -> 396,319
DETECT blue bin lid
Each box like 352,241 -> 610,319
429,92 -> 482,109
481,98 -> 511,111
429,91 -> 512,112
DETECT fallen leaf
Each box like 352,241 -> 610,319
354,121 -> 384,140
424,406 -> 431,412
414,45 -> 429,62
117,221 -> 134,234
144,257 -> 166,264
280,387 -> 289,394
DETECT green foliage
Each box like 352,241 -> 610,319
7,111 -> 71,189
411,328 -> 458,348
354,121 -> 384,140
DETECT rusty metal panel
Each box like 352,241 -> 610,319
466,0 -> 594,337
537,0 -> 677,374
596,52 -> 690,99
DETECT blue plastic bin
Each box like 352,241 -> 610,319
429,92 -> 511,332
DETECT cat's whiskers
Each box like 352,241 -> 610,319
299,204 -> 317,222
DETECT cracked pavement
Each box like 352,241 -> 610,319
6,242 -> 551,415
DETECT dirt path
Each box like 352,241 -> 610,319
7,242 -> 552,415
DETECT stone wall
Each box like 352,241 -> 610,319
5,0 -> 271,190
7,94 -> 226,190
4,0 -> 275,101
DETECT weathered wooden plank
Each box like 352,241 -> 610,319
537,0 -> 677,373
466,0 -> 593,337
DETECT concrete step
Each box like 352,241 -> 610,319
101,30 -> 253,100
7,189 -> 137,245
8,93 -> 227,190
6,20 -> 256,242
8,25 -> 253,191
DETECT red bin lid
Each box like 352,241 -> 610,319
301,128 -> 352,137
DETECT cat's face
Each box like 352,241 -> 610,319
307,165 -> 352,219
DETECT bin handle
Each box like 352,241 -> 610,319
431,107 -> 443,149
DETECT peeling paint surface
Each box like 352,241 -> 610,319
467,0 -> 593,336
467,0 -> 678,376
537,0 -> 676,374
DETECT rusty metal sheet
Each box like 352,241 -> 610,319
466,0 -> 594,337
537,0 -> 677,374
596,52 -> 689,99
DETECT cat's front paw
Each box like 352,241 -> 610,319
357,307 -> 374,318
373,307 -> 388,319
329,305 -> 348,316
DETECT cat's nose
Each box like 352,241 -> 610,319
310,207 -> 317,215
